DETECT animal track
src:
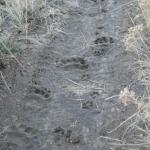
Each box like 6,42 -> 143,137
90,91 -> 100,99
29,86 -> 51,99
94,47 -> 108,56
57,56 -> 88,70
81,100 -> 93,109
101,9 -> 107,13
53,127 -> 65,135
53,127 -> 80,144
81,73 -> 90,81
18,124 -> 41,146
93,36 -> 114,56
65,130 -> 80,144
94,36 -> 114,44
93,44 -> 109,56
1,124 -> 41,150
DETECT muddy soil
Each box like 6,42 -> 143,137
0,0 -> 147,150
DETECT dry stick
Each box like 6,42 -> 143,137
134,125 -> 150,136
108,111 -> 139,133
121,121 -> 136,140
105,95 -> 119,101
109,142 -> 148,146
66,78 -> 103,90
0,71 -> 11,94
0,40 -> 25,71
98,136 -> 147,148
98,136 -> 123,143
66,78 -> 85,88
55,28 -> 74,35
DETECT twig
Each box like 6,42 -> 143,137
0,71 -> 11,94
98,136 -> 123,143
105,95 -> 119,101
66,78 -> 85,88
108,111 -> 139,133
109,142 -> 148,146
66,78 -> 103,90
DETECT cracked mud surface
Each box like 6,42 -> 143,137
0,0 -> 147,150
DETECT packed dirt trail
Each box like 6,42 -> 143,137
0,0 -> 144,150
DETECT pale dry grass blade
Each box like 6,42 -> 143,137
0,71 -> 11,93
108,111 -> 139,133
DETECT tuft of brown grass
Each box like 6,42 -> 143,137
0,0 -> 64,47
123,0 -> 150,147
139,0 -> 150,27
0,0 -> 64,93
124,0 -> 150,86
119,87 -> 137,106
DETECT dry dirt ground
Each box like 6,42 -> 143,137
0,0 -> 147,150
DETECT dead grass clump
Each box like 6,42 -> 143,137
123,0 -> 150,148
124,0 -> 150,85
0,0 -> 64,93
124,25 -> 150,85
139,0 -> 150,27
0,0 -> 64,47
119,87 -> 137,106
